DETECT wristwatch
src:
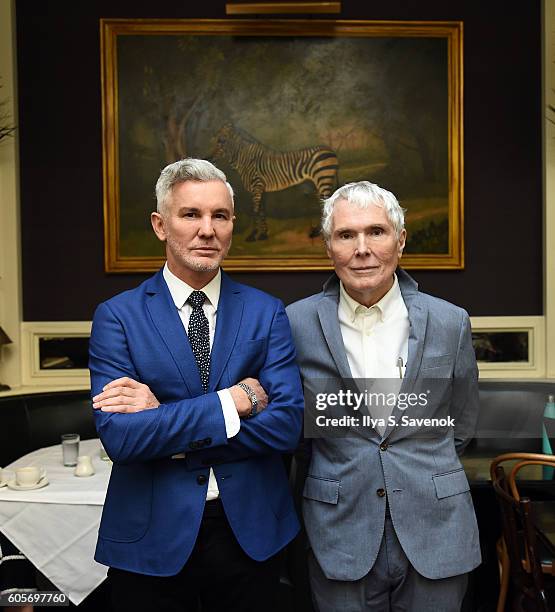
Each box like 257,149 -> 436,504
237,382 -> 258,418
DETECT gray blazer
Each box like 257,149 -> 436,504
286,269 -> 481,581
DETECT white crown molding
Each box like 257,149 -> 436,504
470,316 -> 546,379
21,322 -> 91,387
0,0 -> 22,389
544,0 -> 555,378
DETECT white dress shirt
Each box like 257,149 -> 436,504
163,264 -> 240,500
338,274 -> 409,433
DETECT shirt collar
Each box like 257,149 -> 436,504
163,263 -> 221,310
339,274 -> 401,323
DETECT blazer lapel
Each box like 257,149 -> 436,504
316,277 -> 382,441
381,269 -> 429,441
317,277 -> 352,381
145,270 -> 202,397
209,272 -> 243,392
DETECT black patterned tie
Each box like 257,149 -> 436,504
187,291 -> 210,393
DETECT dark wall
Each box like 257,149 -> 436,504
16,0 -> 543,321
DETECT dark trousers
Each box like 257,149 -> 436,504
108,499 -> 282,612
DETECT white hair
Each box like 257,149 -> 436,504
155,158 -> 234,214
321,181 -> 405,242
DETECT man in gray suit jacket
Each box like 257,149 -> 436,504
287,182 -> 481,611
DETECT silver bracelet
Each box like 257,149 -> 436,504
237,382 -> 258,418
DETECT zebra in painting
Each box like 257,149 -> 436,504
212,123 -> 339,241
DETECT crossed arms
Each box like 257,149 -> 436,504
89,300 -> 304,465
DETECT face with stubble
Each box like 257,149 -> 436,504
151,180 -> 234,288
326,198 -> 406,307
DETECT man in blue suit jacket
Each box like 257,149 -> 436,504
89,159 -> 304,612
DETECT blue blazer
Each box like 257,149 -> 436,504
89,269 -> 303,576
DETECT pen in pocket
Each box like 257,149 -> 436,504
397,357 -> 404,379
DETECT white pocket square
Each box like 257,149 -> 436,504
171,452 -> 186,459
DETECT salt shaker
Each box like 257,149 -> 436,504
74,455 -> 95,477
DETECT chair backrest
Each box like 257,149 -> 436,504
492,465 -> 539,605
490,453 -> 555,612
519,496 -> 550,611
0,391 -> 96,467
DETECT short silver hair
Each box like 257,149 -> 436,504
155,158 -> 234,214
321,181 -> 405,242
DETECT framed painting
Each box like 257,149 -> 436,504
101,19 -> 463,272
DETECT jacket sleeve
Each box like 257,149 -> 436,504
89,301 -> 229,464
451,310 -> 480,455
184,303 -> 304,470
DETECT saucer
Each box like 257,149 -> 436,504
7,477 -> 49,491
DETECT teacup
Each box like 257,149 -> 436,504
74,455 -> 95,477
15,466 -> 46,487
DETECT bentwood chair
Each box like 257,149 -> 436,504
490,453 -> 555,612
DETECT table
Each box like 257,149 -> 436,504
0,439 -> 111,605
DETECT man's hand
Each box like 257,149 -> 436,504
229,377 -> 269,417
92,377 -> 160,413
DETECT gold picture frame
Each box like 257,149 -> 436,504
101,19 -> 463,272
225,2 -> 342,15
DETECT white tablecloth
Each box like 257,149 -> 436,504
0,439 -> 111,605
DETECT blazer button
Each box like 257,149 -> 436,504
376,488 -> 386,498
379,442 -> 388,451
204,437 -> 212,446
197,475 -> 207,485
